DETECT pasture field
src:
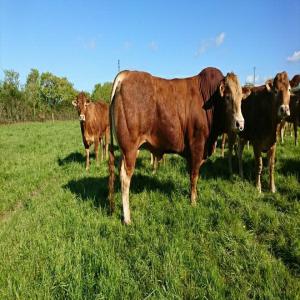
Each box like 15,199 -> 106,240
0,120 -> 299,299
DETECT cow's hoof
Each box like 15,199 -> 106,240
123,219 -> 132,225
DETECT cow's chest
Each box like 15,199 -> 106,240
258,135 -> 276,152
84,131 -> 96,145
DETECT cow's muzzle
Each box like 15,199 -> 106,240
79,114 -> 85,121
235,117 -> 244,132
278,105 -> 290,119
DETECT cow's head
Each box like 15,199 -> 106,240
72,92 -> 90,122
219,73 -> 249,132
265,71 -> 291,119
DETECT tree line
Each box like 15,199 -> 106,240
0,69 -> 112,123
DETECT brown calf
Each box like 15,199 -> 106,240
238,72 -> 292,193
108,67 -> 246,224
278,75 -> 300,145
72,92 -> 109,170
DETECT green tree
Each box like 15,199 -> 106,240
0,70 -> 23,121
91,82 -> 112,103
25,68 -> 41,119
40,72 -> 77,121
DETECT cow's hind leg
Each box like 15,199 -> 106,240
105,129 -> 109,160
120,149 -> 138,225
294,121 -> 298,146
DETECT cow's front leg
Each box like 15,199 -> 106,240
85,147 -> 90,170
189,149 -> 204,206
253,146 -> 263,193
227,133 -> 236,176
268,144 -> 276,193
190,170 -> 199,206
221,133 -> 227,157
94,140 -> 99,166
238,138 -> 246,178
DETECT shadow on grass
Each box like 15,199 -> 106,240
63,173 -> 178,209
278,158 -> 300,181
270,241 -> 300,277
63,176 -> 109,208
131,173 -> 177,197
58,151 -> 86,166
200,156 -> 252,180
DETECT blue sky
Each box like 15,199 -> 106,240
1,0 -> 300,92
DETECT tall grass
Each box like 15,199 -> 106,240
0,121 -> 299,299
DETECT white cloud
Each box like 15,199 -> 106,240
123,41 -> 132,50
215,32 -> 225,46
86,39 -> 96,50
196,32 -> 226,57
246,74 -> 261,84
197,40 -> 210,55
287,50 -> 300,62
149,41 -> 158,52
245,74 -> 272,85
77,36 -> 97,50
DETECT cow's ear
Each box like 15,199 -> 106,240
72,100 -> 77,107
219,80 -> 225,97
242,87 -> 251,99
265,79 -> 273,92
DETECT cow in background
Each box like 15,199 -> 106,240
109,67 -> 247,224
72,92 -> 109,170
277,74 -> 300,145
238,72 -> 292,193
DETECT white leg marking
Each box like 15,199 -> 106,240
120,159 -> 131,225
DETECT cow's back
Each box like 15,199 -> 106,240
241,86 -> 277,147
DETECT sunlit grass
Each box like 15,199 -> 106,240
0,121 -> 299,299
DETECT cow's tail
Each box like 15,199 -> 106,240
108,71 -> 126,214
108,103 -> 115,214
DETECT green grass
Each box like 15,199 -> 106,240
0,120 -> 299,299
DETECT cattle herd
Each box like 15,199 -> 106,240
72,67 -> 300,224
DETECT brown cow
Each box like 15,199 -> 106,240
108,67 -> 246,224
278,75 -> 300,145
72,92 -> 109,170
238,72 -> 292,193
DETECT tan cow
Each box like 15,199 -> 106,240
72,92 -> 109,170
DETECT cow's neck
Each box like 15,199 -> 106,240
81,106 -> 94,133
204,94 -> 225,157
267,94 -> 280,137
